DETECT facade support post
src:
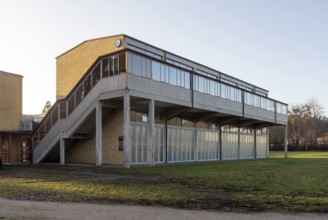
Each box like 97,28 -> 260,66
96,101 -> 103,166
123,92 -> 131,168
237,127 -> 241,159
284,125 -> 288,158
148,99 -> 155,166
60,137 -> 65,165
266,127 -> 270,158
219,125 -> 222,160
254,129 -> 257,159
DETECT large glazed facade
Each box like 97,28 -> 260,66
33,35 -> 288,167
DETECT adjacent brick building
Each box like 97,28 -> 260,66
0,71 -> 31,164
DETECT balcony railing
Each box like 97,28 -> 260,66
32,51 -> 127,148
32,50 -> 288,149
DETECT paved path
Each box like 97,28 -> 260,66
0,198 -> 327,220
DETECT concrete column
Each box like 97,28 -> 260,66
60,137 -> 65,165
266,127 -> 270,158
254,129 -> 257,159
148,99 -> 155,166
219,125 -> 222,160
284,125 -> 288,158
124,92 -> 131,168
238,127 -> 241,159
96,101 -> 103,166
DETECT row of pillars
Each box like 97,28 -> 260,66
59,92 -> 144,168
59,92 -> 288,166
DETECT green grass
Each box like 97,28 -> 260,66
1,152 -> 328,212
270,151 -> 328,158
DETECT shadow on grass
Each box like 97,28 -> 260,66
1,156 -> 328,212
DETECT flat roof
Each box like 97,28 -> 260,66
0,70 -> 23,78
56,34 -> 124,59
56,34 -> 268,93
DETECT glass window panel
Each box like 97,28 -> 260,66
210,80 -> 214,95
152,61 -> 161,81
269,100 -> 275,111
193,75 -> 198,91
221,84 -> 226,99
119,53 -> 126,73
165,65 -> 170,83
160,64 -> 166,82
128,53 -> 133,74
180,71 -> 185,88
177,70 -> 181,86
205,79 -> 210,94
112,55 -> 119,76
146,59 -> 151,78
199,76 -> 204,93
185,72 -> 190,89
255,95 -> 261,107
169,67 -> 177,86
131,54 -> 141,76
238,90 -> 241,102
141,58 -> 146,77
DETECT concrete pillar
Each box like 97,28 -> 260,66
266,127 -> 270,158
96,101 -> 103,166
237,127 -> 241,159
284,125 -> 288,158
219,125 -> 222,160
148,99 -> 155,166
123,92 -> 131,168
254,129 -> 257,159
60,138 -> 65,165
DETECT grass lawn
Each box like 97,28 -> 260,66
0,151 -> 328,213
270,151 -> 328,158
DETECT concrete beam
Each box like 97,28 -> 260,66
165,107 -> 191,120
102,100 -> 123,109
70,134 -> 91,140
238,120 -> 256,128
217,116 -> 240,126
194,112 -> 217,122
254,122 -> 274,129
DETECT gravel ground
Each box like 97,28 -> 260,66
0,198 -> 327,220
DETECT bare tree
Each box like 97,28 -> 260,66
270,98 -> 328,150
42,101 -> 52,114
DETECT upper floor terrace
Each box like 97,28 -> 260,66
32,43 -> 287,150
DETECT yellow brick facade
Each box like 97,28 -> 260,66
65,110 -> 124,165
0,71 -> 23,131
56,35 -> 125,100
102,110 -> 124,165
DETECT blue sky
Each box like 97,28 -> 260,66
0,0 -> 327,114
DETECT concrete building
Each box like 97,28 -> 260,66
0,71 -> 31,164
32,34 -> 288,167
